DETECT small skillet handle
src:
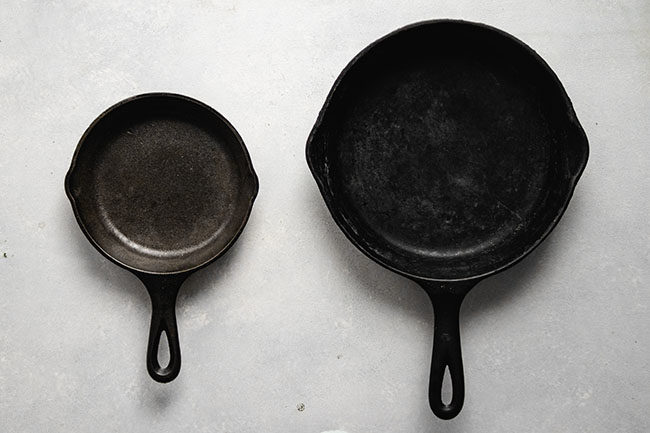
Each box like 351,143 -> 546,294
419,281 -> 475,420
137,273 -> 187,383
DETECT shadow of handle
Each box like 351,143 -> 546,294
137,273 -> 187,383
429,292 -> 465,419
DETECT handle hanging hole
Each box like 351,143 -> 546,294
442,365 -> 452,405
157,330 -> 170,369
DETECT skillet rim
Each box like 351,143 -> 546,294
65,92 -> 259,276
305,19 -> 589,283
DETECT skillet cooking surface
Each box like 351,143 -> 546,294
67,95 -> 257,274
314,22 -> 587,280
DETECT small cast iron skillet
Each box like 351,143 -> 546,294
306,20 -> 588,419
66,93 -> 258,382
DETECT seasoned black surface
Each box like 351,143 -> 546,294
336,55 -> 550,257
309,21 -> 588,280
67,95 -> 257,274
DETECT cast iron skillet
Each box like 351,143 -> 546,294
306,20 -> 588,419
65,93 -> 258,383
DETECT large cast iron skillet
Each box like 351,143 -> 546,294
307,20 -> 588,419
66,93 -> 258,382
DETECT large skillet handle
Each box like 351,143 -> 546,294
420,281 -> 476,419
137,273 -> 188,383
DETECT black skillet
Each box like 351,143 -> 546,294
65,93 -> 258,382
306,20 -> 588,419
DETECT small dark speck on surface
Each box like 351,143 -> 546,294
337,354 -> 342,359
3,252 -> 7,258
297,403 -> 305,412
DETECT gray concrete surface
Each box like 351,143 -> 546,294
1,1 -> 649,432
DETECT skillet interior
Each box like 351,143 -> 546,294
308,21 -> 588,280
66,94 -> 258,274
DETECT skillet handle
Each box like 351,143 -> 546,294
429,294 -> 465,419
425,289 -> 468,419
138,273 -> 187,383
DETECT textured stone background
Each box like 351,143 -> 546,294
1,1 -> 648,432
